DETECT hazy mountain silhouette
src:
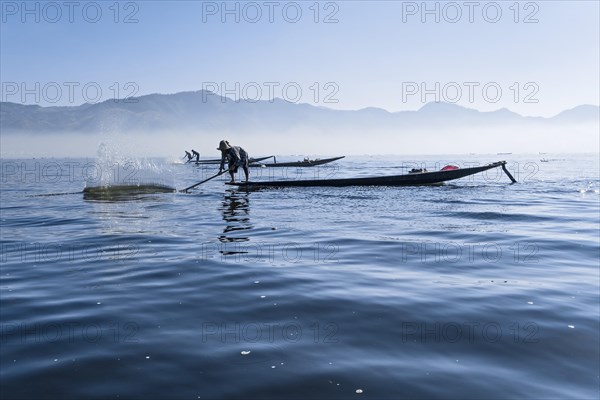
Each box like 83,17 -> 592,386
1,91 -> 598,134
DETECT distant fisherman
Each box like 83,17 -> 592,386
184,150 -> 192,161
191,149 -> 200,162
218,140 -> 249,183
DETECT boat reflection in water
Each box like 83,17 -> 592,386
218,189 -> 252,256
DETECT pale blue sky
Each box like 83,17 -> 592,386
1,0 -> 599,116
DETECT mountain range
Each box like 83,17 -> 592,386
1,91 -> 598,134
1,91 -> 598,156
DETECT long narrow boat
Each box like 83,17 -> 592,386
192,156 -> 273,165
250,156 -> 345,168
228,161 -> 516,188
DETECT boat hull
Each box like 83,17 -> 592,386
250,156 -> 345,168
193,156 -> 273,165
228,161 -> 507,188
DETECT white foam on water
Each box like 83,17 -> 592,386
85,142 -> 176,191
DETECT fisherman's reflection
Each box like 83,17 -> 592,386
218,189 -> 252,244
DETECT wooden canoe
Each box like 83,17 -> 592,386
191,156 -> 274,165
227,161 -> 514,188
250,156 -> 345,168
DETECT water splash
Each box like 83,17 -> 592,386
84,142 -> 176,193
579,181 -> 599,194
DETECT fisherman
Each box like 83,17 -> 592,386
218,140 -> 249,183
183,150 -> 192,161
191,149 -> 200,162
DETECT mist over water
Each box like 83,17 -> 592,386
1,154 -> 598,399
1,119 -> 598,158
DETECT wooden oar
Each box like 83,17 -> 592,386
501,163 -> 517,183
239,155 -> 274,163
180,169 -> 229,193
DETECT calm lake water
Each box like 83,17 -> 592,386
1,154 -> 599,399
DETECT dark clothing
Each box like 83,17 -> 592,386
220,146 -> 249,182
220,146 -> 249,172
191,150 -> 200,162
184,151 -> 192,160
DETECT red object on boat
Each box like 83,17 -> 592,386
441,165 -> 459,171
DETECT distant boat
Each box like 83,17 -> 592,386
191,156 -> 273,165
540,159 -> 549,162
250,156 -> 345,168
